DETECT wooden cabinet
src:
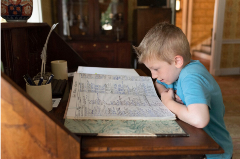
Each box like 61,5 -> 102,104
57,0 -> 132,68
133,8 -> 172,45
57,0 -> 128,41
68,41 -> 131,68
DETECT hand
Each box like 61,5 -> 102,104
161,88 -> 175,106
175,94 -> 183,104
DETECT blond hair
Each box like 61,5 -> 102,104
133,22 -> 191,66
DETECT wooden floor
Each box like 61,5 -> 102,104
192,55 -> 240,158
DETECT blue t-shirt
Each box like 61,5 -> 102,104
157,60 -> 233,159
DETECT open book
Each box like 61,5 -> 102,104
66,72 -> 176,120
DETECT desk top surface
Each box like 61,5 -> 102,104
50,69 -> 224,158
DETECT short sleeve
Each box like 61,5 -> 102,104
181,74 -> 211,108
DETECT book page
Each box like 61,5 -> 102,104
66,73 -> 175,120
77,66 -> 139,76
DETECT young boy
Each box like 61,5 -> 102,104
133,22 -> 233,159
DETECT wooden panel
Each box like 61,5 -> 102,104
1,23 -> 88,89
1,73 -> 81,159
133,8 -> 172,45
11,28 -> 32,86
97,43 -> 115,52
80,51 -> 116,67
116,42 -> 131,68
68,41 -> 132,68
1,29 -> 13,78
68,42 -> 115,52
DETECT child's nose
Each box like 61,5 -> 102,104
151,72 -> 158,79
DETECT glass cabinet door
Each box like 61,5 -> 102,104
58,0 -> 127,41
62,0 -> 93,40
96,0 -> 126,41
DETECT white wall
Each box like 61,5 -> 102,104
28,0 -> 43,23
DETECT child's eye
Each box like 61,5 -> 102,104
154,69 -> 158,71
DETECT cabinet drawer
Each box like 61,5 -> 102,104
69,43 -> 94,52
67,41 -> 131,68
80,51 -> 116,67
96,43 -> 114,51
69,42 -> 114,52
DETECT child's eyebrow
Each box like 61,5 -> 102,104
149,66 -> 159,70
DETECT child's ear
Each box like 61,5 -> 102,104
174,55 -> 184,68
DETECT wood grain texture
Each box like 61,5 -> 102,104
132,8 -> 172,46
1,73 -> 81,159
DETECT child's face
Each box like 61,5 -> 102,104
144,58 -> 181,85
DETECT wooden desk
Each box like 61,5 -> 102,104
1,23 -> 224,159
51,69 -> 224,159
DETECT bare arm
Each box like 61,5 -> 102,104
161,88 -> 210,128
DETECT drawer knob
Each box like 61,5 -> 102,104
80,46 -> 83,48
93,44 -> 96,47
106,45 -> 109,48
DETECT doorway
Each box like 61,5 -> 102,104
176,0 -> 215,72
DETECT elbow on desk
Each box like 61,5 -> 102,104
185,104 -> 210,129
194,122 -> 208,129
191,116 -> 210,129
